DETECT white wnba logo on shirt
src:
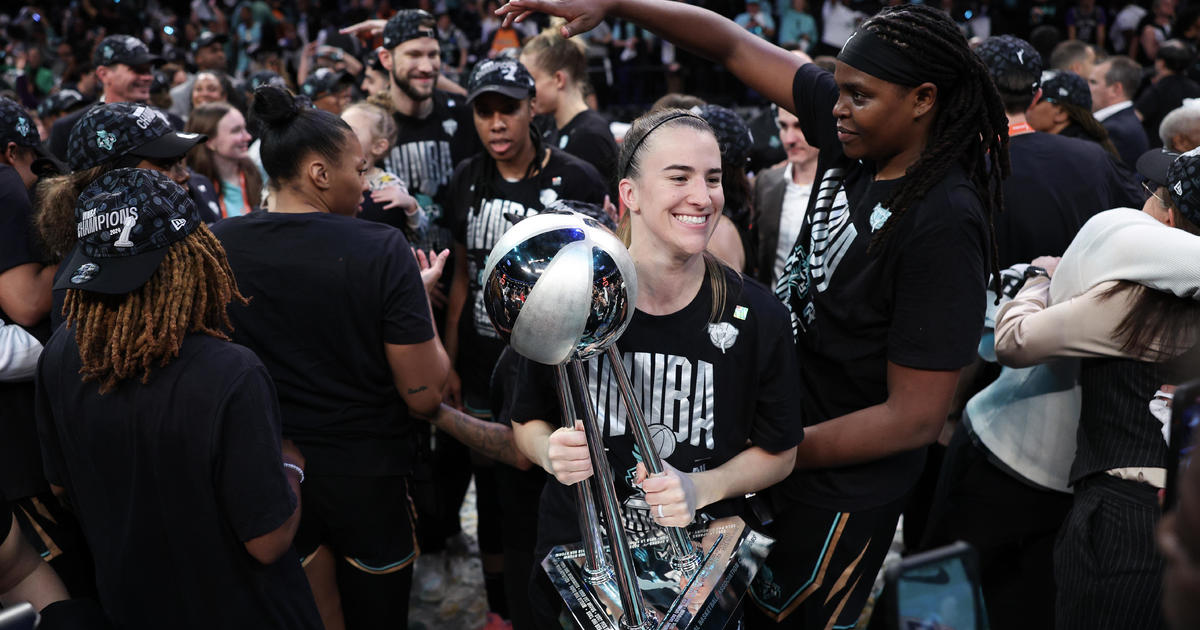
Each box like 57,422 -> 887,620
707,322 -> 738,353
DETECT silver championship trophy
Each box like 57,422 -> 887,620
481,212 -> 773,630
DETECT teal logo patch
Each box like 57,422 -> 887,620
869,203 -> 891,232
96,130 -> 117,151
15,116 -> 29,137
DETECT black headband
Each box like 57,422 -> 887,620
837,28 -> 956,87
620,112 -> 707,178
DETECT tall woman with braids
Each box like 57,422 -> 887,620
499,1 -> 1007,627
35,168 -> 321,629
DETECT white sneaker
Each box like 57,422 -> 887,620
415,552 -> 447,602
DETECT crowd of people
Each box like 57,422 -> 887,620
2,1 -> 1200,630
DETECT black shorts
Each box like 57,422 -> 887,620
747,496 -> 904,628
294,475 -> 418,574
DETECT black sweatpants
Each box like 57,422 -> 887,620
921,427 -> 1072,630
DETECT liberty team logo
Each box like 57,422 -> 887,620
96,130 -> 117,151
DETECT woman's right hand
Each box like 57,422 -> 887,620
546,420 -> 593,484
497,0 -> 614,38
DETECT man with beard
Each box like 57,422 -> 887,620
344,9 -> 480,241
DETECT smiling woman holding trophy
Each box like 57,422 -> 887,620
500,108 -> 804,629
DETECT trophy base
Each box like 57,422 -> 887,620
542,516 -> 773,630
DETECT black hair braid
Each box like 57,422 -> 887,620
861,5 -> 1009,288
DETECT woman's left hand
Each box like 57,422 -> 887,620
635,460 -> 699,528
413,248 -> 450,294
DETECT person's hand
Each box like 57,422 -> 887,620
340,18 -> 388,38
1030,256 -> 1061,278
281,439 -> 306,470
497,0 -> 614,38
547,420 -> 593,484
444,369 -> 463,410
635,460 -> 699,528
372,185 -> 419,213
413,248 -> 450,294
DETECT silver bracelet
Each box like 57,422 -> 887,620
283,462 -> 305,484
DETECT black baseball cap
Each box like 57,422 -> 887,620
0,96 -> 64,176
191,30 -> 228,53
694,104 -> 753,166
1137,147 -> 1200,226
37,89 -> 88,119
55,168 -> 201,294
1039,70 -> 1091,110
466,58 -> 535,104
383,9 -> 437,50
248,70 -> 287,91
0,97 -> 41,148
976,35 -> 1043,94
67,102 -> 207,172
92,35 -> 163,68
301,68 -> 355,100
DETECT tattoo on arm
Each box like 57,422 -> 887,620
441,407 -> 524,468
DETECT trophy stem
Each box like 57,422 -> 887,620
604,347 -> 700,574
568,360 -> 655,630
552,364 -> 611,585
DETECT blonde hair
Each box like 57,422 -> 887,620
522,26 -> 588,85
343,93 -> 399,154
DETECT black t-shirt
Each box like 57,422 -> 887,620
35,332 -> 321,630
448,148 -> 607,402
211,211 -> 434,476
382,91 -> 481,228
553,109 -> 618,191
773,63 -> 988,511
0,164 -> 49,502
1000,132 -> 1142,269
511,268 -> 804,552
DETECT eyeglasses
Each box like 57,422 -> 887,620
1144,181 -> 1169,207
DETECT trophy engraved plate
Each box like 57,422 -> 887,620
544,517 -> 773,630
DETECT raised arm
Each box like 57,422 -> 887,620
499,0 -> 805,112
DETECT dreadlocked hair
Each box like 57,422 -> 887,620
63,225 -> 248,394
858,4 -> 1009,287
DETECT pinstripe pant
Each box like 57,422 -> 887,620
1054,475 -> 1165,630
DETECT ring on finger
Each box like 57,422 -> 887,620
657,504 -> 664,518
